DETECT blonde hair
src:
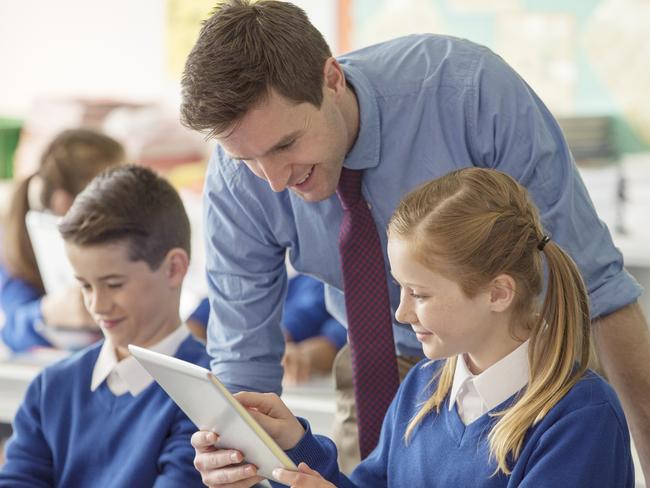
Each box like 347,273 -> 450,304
389,168 -> 590,475
2,129 -> 125,291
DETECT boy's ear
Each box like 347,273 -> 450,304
488,274 -> 516,313
162,248 -> 189,288
49,189 -> 74,216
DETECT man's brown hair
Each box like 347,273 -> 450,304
59,164 -> 191,270
180,0 -> 332,137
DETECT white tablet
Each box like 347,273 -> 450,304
128,345 -> 298,482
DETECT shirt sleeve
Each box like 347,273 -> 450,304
187,297 -> 210,329
320,317 -> 347,351
466,50 -> 643,319
0,271 -> 52,352
153,408 -> 207,488
519,403 -> 633,487
203,150 -> 288,394
0,375 -> 55,487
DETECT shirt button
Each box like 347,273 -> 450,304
367,202 -> 372,210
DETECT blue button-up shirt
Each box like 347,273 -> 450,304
203,34 -> 642,394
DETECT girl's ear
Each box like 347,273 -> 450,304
488,274 -> 516,313
163,248 -> 189,288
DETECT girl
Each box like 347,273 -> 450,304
192,167 -> 633,487
1,129 -> 125,352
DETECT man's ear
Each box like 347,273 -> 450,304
162,248 -> 189,288
323,57 -> 346,97
488,274 -> 516,313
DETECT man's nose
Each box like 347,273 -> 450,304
257,158 -> 291,192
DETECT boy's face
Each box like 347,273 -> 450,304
65,241 -> 181,358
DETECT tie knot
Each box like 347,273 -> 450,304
336,167 -> 363,209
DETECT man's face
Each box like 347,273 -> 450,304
217,89 -> 350,202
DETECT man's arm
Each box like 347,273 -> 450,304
203,148 -> 288,394
593,301 -> 650,481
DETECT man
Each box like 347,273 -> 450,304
181,0 -> 649,483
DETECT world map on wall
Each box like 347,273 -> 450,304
351,0 -> 650,150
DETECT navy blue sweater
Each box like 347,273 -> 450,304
0,336 -> 209,487
284,361 -> 634,487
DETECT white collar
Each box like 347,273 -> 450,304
449,340 -> 530,417
91,324 -> 189,396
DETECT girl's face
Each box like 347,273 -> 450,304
387,237 -> 499,369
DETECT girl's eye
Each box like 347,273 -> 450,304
107,283 -> 123,289
409,290 -> 427,300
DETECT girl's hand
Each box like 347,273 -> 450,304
273,462 -> 336,487
234,391 -> 305,450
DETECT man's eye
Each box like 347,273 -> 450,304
278,140 -> 294,151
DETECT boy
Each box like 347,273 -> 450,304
0,165 -> 207,487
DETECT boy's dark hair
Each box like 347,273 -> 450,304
180,0 -> 332,137
59,164 -> 191,270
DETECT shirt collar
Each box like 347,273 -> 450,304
449,340 -> 530,413
91,323 -> 189,396
339,63 -> 380,171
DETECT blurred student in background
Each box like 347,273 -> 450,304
0,129 -> 125,352
189,272 -> 347,385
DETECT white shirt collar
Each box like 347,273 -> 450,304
91,324 -> 190,397
449,340 -> 529,424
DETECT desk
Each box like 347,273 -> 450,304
0,349 -> 337,434
0,348 -> 68,424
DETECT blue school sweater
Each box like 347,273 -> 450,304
282,361 -> 634,487
0,335 -> 209,487
0,263 -> 52,351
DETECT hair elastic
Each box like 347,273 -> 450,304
537,235 -> 551,251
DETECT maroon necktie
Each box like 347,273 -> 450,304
337,167 -> 400,459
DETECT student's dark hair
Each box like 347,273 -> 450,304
2,129 -> 125,291
180,0 -> 332,137
389,168 -> 590,475
58,164 -> 191,270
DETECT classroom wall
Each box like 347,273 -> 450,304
350,0 -> 650,154
0,0 -> 337,118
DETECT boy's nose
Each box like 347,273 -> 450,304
89,291 -> 112,315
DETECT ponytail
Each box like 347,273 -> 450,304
487,239 -> 590,474
2,174 -> 44,291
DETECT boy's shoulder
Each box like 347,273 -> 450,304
34,341 -> 103,390
175,334 -> 211,368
